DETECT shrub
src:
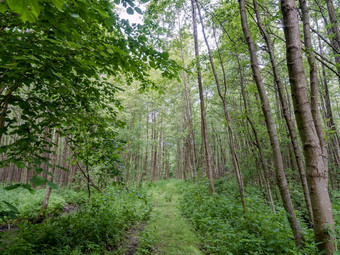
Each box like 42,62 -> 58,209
178,179 -> 316,255
0,185 -> 151,254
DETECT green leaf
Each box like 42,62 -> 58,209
69,13 -> 79,18
3,201 -> 19,214
7,211 -> 18,219
57,164 -> 69,171
0,3 -> 7,13
135,7 -> 142,14
30,175 -> 47,186
47,181 -> 58,189
0,146 -> 7,153
21,183 -> 33,191
126,7 -> 134,15
114,0 -> 120,4
14,160 -> 25,169
34,167 -> 44,174
34,158 -> 42,165
150,61 -> 156,68
51,0 -> 64,11
7,0 -> 40,22
4,184 -> 21,191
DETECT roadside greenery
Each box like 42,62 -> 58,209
0,185 -> 151,255
0,186 -> 86,224
179,179 -> 318,255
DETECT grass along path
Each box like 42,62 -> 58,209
136,180 -> 203,255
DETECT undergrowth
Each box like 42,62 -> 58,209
0,186 -> 87,224
0,185 -> 151,255
178,178 -> 318,255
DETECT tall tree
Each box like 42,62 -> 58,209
280,0 -> 337,252
238,0 -> 305,247
196,0 -> 246,211
324,0 -> 340,85
190,0 -> 215,194
252,0 -> 313,223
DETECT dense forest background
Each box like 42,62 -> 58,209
0,0 -> 339,254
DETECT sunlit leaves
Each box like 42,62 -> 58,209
0,2 -> 7,13
7,0 -> 40,22
51,0 -> 64,11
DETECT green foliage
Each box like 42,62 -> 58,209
0,0 -> 178,187
0,185 -> 151,255
178,179 -> 317,255
330,189 -> 340,244
0,186 -> 86,223
136,180 -> 202,255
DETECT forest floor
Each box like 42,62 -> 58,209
135,180 -> 203,255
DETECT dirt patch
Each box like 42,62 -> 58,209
124,222 -> 147,255
0,223 -> 18,233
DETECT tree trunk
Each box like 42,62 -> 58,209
325,0 -> 340,85
238,0 -> 305,247
253,0 -> 313,223
316,20 -> 340,171
299,0 -> 328,166
179,25 -> 198,182
280,0 -> 337,252
196,0 -> 245,209
41,130 -> 59,211
191,0 -> 215,194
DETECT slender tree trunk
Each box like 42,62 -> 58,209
237,53 -> 275,212
191,0 -> 215,194
299,0 -> 328,166
152,116 -> 158,182
324,0 -> 340,85
316,21 -> 340,169
179,27 -> 198,182
196,0 -> 245,209
41,130 -> 59,211
144,113 -> 149,181
280,0 -> 336,252
252,0 -> 313,223
238,0 -> 305,247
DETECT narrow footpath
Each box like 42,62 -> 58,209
136,180 -> 203,255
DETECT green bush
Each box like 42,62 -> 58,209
0,186 -> 87,223
178,179 -> 316,255
0,185 -> 151,254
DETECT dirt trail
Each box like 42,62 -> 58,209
135,180 -> 203,255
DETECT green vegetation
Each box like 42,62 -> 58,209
179,179 -> 319,254
0,0 -> 339,254
0,186 -> 86,223
136,180 -> 202,255
0,185 -> 151,255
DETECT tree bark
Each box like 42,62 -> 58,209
252,0 -> 313,223
42,130 -> 59,211
191,0 -> 215,194
325,0 -> 340,85
238,0 -> 305,247
179,28 -> 199,182
196,0 -> 245,210
280,0 -> 336,252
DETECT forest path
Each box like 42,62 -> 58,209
136,180 -> 203,255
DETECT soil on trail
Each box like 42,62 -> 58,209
136,180 -> 203,255
124,222 -> 147,255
